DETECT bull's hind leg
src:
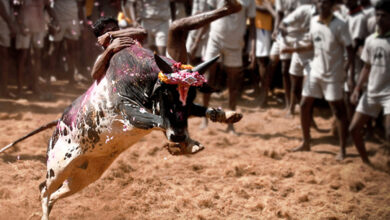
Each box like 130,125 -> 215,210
41,156 -> 116,219
40,155 -> 85,220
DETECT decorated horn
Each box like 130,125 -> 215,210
192,55 -> 220,75
154,53 -> 173,73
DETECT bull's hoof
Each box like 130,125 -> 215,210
225,111 -> 243,124
206,108 -> 243,124
165,140 -> 204,155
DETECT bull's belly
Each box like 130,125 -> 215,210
47,120 -> 152,169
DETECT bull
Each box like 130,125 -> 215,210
37,44 -> 241,219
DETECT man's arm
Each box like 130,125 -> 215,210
97,27 -> 147,48
77,0 -> 87,26
91,37 -> 135,81
346,45 -> 356,92
0,0 -> 16,34
92,28 -> 147,81
128,0 -> 140,27
281,42 -> 313,53
45,0 -> 59,31
350,63 -> 371,105
256,0 -> 276,17
248,17 -> 256,69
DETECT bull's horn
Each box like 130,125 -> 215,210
192,55 -> 220,75
154,53 -> 173,73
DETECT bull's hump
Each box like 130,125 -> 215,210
109,45 -> 160,80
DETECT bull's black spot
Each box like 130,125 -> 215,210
68,139 -> 71,144
49,169 -> 55,178
87,129 -> 100,144
79,160 -> 89,170
63,128 -> 68,136
65,153 -> 72,158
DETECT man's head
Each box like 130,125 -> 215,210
92,17 -> 119,37
343,0 -> 359,10
316,0 -> 336,17
360,0 -> 371,7
375,0 -> 390,33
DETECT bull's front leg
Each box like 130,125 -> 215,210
119,103 -> 165,130
190,104 -> 243,124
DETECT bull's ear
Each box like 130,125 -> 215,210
154,53 -> 173,73
192,55 -> 220,75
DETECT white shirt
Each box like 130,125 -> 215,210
309,15 -> 352,82
207,0 -> 256,49
361,33 -> 390,98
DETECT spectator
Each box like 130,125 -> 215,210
49,0 -> 86,83
349,0 -> 390,164
186,0 -> 210,64
263,0 -> 310,108
254,0 -> 276,107
0,0 -> 16,98
14,0 -> 58,96
128,0 -> 172,55
201,0 -> 256,134
279,2 -> 315,116
287,0 -> 354,161
344,0 -> 369,121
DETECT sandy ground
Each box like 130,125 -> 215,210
1,81 -> 390,220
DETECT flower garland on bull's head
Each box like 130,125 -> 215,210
154,54 -> 219,106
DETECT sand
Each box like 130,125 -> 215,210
1,81 -> 390,220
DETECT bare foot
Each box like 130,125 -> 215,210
224,0 -> 242,14
335,152 -> 345,161
289,142 -> 310,152
284,111 -> 294,119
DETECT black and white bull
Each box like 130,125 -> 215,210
39,42 -> 241,219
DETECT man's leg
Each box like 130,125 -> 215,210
225,66 -> 243,133
329,100 -> 349,160
66,39 -> 79,83
200,62 -> 218,129
288,74 -> 303,116
16,49 -> 28,96
281,59 -> 291,109
349,112 -> 372,163
257,57 -> 269,105
167,0 -> 242,63
291,96 -> 315,152
32,48 -> 42,94
261,54 -> 279,107
384,114 -> 390,152
0,46 -> 10,97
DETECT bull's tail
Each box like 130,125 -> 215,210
0,120 -> 59,153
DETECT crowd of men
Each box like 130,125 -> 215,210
1,0 -> 390,164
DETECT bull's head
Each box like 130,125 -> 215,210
152,54 -> 219,149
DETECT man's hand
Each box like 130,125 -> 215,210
281,46 -> 295,53
107,37 -> 135,53
248,50 -> 256,70
347,76 -> 355,93
350,89 -> 360,105
98,32 -> 112,48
